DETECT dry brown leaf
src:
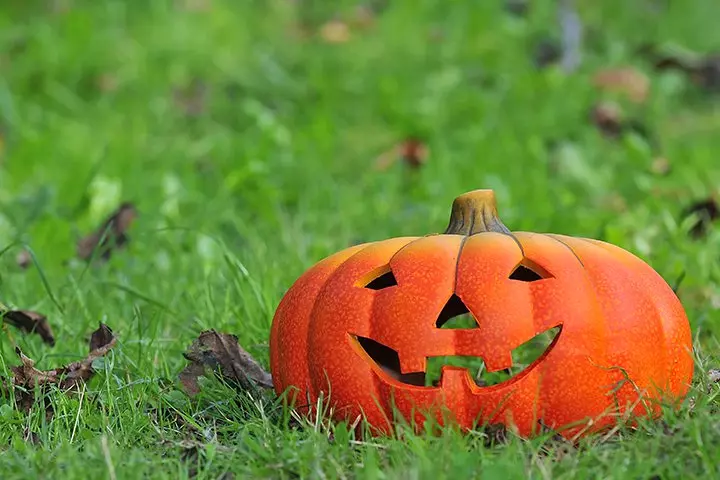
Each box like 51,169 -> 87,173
482,423 -> 509,447
653,52 -> 720,92
590,102 -> 624,138
77,202 -> 137,261
593,68 -> 650,103
505,0 -> 528,16
2,310 -> 55,346
319,20 -> 351,44
349,5 -> 376,29
689,55 -> 720,91
650,157 -> 671,176
374,138 -> 428,171
599,193 -> 628,213
533,39 -> 562,69
589,104 -> 656,147
10,323 -> 116,413
682,197 -> 718,239
23,427 -> 40,445
286,22 -> 311,41
97,73 -> 119,93
173,79 -> 209,117
179,330 -> 273,396
15,250 -> 31,269
89,323 -> 114,351
178,363 -> 205,396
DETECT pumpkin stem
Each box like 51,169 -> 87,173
443,189 -> 512,236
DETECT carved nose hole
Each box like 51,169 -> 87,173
436,294 -> 478,329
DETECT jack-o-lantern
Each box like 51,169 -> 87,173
269,190 -> 694,438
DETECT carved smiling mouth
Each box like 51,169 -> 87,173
352,325 -> 562,388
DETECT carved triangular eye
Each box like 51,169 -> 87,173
365,271 -> 398,290
436,294 -> 478,329
361,265 -> 398,290
509,260 -> 552,282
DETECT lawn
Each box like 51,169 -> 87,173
1,0 -> 720,478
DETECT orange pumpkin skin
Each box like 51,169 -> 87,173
269,191 -> 694,438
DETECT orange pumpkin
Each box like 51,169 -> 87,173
269,190 -> 694,438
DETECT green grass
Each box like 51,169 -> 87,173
1,0 -> 720,478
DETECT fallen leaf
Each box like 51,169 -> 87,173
77,202 -> 137,261
178,363 -> 205,397
374,138 -> 428,171
173,79 -> 209,117
690,55 -> 720,91
428,28 -> 445,42
319,20 -> 350,44
89,323 -> 114,351
15,250 -> 31,269
96,73 -> 119,94
23,428 -> 40,445
660,420 -> 679,437
588,103 -> 655,147
287,23 -> 311,41
653,52 -> 720,92
593,67 -> 650,103
681,197 -> 718,238
505,0 -> 528,16
349,5 -> 376,29
179,330 -> 273,396
482,423 -> 509,447
2,310 -> 54,346
590,102 -> 624,138
10,323 -> 116,413
599,193 -> 628,213
650,157 -> 671,176
161,438 -> 233,479
533,39 -> 562,69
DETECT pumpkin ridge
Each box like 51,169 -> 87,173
545,234 -> 586,267
303,241 -> 380,407
556,235 -> 615,373
452,235 -> 471,294
574,237 -> 674,394
506,231 -> 526,256
565,236 -> 670,411
385,236 -> 428,273
577,235 -> 622,422
447,234 -> 472,376
271,242 -> 370,401
522,235 -> 543,424
515,231 -> 611,432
